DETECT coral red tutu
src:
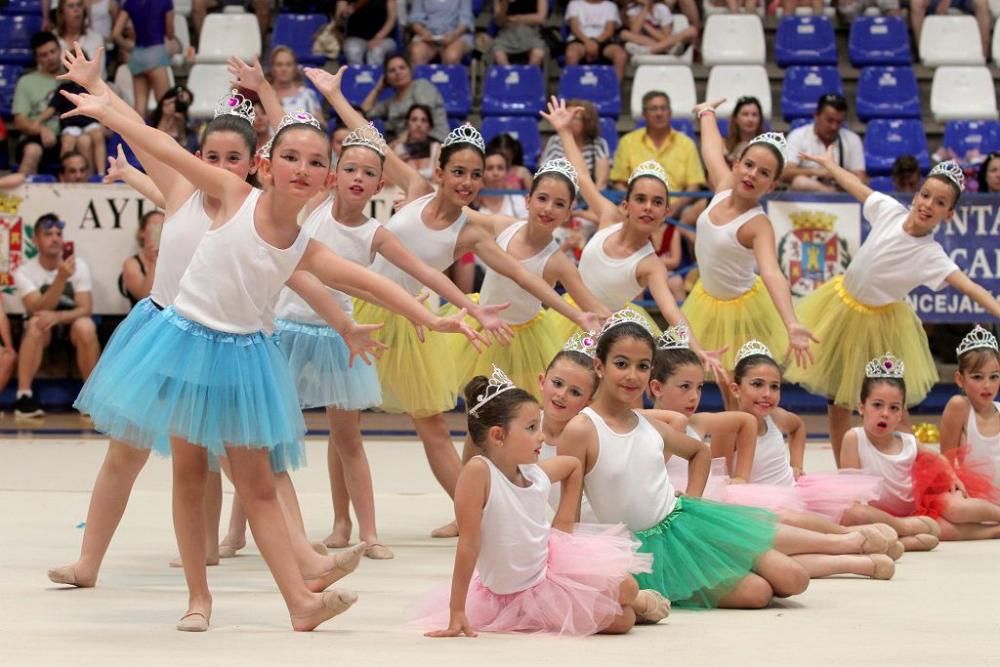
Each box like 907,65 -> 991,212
415,524 -> 652,636
945,446 -> 1000,504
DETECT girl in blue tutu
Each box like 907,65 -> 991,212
306,66 -> 605,539
58,86 -> 483,631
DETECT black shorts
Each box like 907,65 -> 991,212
16,134 -> 60,166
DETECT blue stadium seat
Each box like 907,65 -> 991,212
106,134 -> 145,173
481,116 -> 542,170
414,64 -> 471,119
271,13 -> 327,66
340,65 -> 392,108
781,66 -> 843,121
557,65 -> 620,118
481,65 -> 546,116
942,120 -> 1000,162
855,66 -> 921,121
473,0 -> 484,14
0,64 -> 23,117
790,117 -> 811,132
848,16 -> 912,66
774,16 -> 837,67
26,174 -> 56,183
863,119 -> 930,176
0,0 -> 41,15
599,117 -> 619,156
634,118 -> 696,138
868,176 -> 896,193
0,14 -> 43,66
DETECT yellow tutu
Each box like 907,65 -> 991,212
353,299 -> 458,417
785,276 -> 938,408
445,294 -> 563,401
549,294 -> 662,345
682,276 -> 789,370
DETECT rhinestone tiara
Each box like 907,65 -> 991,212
213,89 -> 255,125
534,158 -> 578,196
865,353 -> 905,379
656,325 -> 690,351
627,159 -> 669,188
929,160 -> 965,192
341,121 -> 387,158
258,110 -> 324,159
442,123 -> 485,153
735,339 -> 773,365
563,330 -> 598,358
468,365 -> 518,418
598,309 -> 654,339
747,131 -> 788,165
956,324 -> 998,357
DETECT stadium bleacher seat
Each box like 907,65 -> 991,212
774,16 -> 837,67
631,13 -> 695,65
171,13 -> 191,68
993,17 -> 1000,65
26,174 -> 56,183
0,14 -> 43,66
868,176 -> 896,193
186,65 -> 234,119
671,119 -> 695,139
863,119 -> 930,175
705,65 -> 772,120
272,13 -> 327,66
930,66 -> 999,121
630,65 -> 695,120
173,0 -> 192,16
919,16 -> 985,66
414,64 -> 471,119
848,16 -> 912,66
557,65 -> 620,119
790,117 -> 811,132
701,14 -> 766,66
481,116 -> 542,170
481,66 -> 546,116
0,64 -> 23,118
942,120 -> 1000,162
0,0 -> 41,15
196,13 -> 262,63
107,134 -> 144,172
781,66 -> 843,121
855,66 -> 921,121
341,65 -> 394,108
599,116 -> 619,156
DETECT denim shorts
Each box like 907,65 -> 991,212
128,43 -> 170,75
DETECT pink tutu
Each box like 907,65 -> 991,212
415,524 -> 652,636
795,471 -> 883,521
722,483 -> 808,513
668,457 -> 730,501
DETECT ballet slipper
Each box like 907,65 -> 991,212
218,541 -> 245,558
304,543 -> 366,591
176,611 -> 210,632
855,525 -> 889,554
915,516 -> 941,537
363,543 -> 395,560
430,520 -> 459,538
867,522 -> 898,541
291,589 -> 358,632
634,589 -> 671,624
322,534 -> 352,549
311,542 -> 329,556
886,540 -> 905,561
47,565 -> 93,588
868,554 -> 895,580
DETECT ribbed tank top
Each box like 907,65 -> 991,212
478,221 -> 561,324
694,190 -> 763,299
966,401 -> 1000,484
745,416 -> 796,487
854,426 -> 915,516
577,223 -> 655,310
150,190 -> 213,307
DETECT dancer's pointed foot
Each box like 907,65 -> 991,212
304,542 -> 366,592
291,589 -> 358,632
634,589 -> 671,624
176,611 -> 210,632
47,564 -> 95,588
430,520 -> 458,538
364,543 -> 394,560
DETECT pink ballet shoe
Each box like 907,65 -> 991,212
176,611 -> 210,632
868,555 -> 895,580
635,589 -> 671,624
916,516 -> 941,538
304,543 -> 366,591
291,589 -> 359,632
856,526 -> 889,554
887,540 -> 905,561
430,520 -> 458,538
47,565 -> 93,588
363,543 -> 394,560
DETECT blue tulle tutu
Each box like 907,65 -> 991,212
274,318 -> 382,410
78,306 -> 306,461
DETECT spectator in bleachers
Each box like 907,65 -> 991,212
46,79 -> 106,176
489,0 -> 548,67
723,95 -> 765,168
268,47 -> 325,123
779,0 -> 822,14
118,209 -> 162,307
336,0 -> 399,67
362,53 -> 448,142
149,84 -> 195,150
407,0 -> 475,65
485,132 -> 534,189
565,0 -> 628,81
910,0 -> 992,59
619,0 -> 698,58
58,150 -> 92,183
12,32 -> 63,176
13,213 -> 100,419
837,0 -> 902,21
976,152 -> 1000,193
477,146 -> 530,217
330,122 -> 351,167
539,98 -> 609,190
0,304 -> 16,397
192,0 -> 270,43
783,93 -> 866,193
703,0 -> 760,12
609,90 -> 707,226
890,154 -> 921,193
246,93 -> 272,151
391,103 -> 442,182
112,0 -> 174,116
53,0 -> 106,76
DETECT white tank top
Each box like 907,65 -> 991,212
369,192 -> 466,295
150,190 -> 213,307
577,223 -> 655,310
853,426 -> 915,516
538,439 -> 598,522
273,196 -> 381,323
664,425 -> 699,488
965,401 -> 1000,484
745,416 -> 796,488
475,456 -> 551,595
581,407 -> 676,531
694,190 -> 763,299
174,189 -> 310,333
478,221 -> 561,324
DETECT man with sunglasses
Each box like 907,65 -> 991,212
783,93 -> 867,193
12,214 -> 99,419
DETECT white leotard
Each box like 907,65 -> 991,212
150,190 -> 213,307
478,221 -> 560,325
745,416 -> 796,488
694,190 -> 763,299
965,401 -> 1000,485
853,426 -> 915,516
576,223 -> 655,310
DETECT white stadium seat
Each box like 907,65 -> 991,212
630,65 -> 696,120
195,13 -> 261,64
919,15 -> 985,66
171,13 -> 191,68
631,14 -> 694,66
992,17 -> 1000,65
705,65 -> 773,120
930,66 -> 998,121
186,64 -> 233,119
701,14 -> 766,66
113,64 -> 175,114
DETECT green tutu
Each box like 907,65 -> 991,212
633,497 -> 778,609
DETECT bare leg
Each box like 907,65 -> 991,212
132,73 -> 149,117
47,440 -> 150,587
70,317 -> 101,380
220,492 -> 248,556
326,408 -> 381,547
717,572 -> 774,608
939,493 -> 1000,525
88,126 -> 106,176
828,404 -> 852,467
599,576 -> 638,634
773,524 -> 871,555
792,554 -> 895,579
17,317 -> 50,393
413,413 -> 462,537
324,427 -> 353,548
751,549 -> 811,597
17,143 -> 42,175
0,348 -> 16,392
204,471 -> 222,563
841,503 -> 934,538
147,67 -> 171,107
937,518 -> 1000,541
171,437 -> 212,625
